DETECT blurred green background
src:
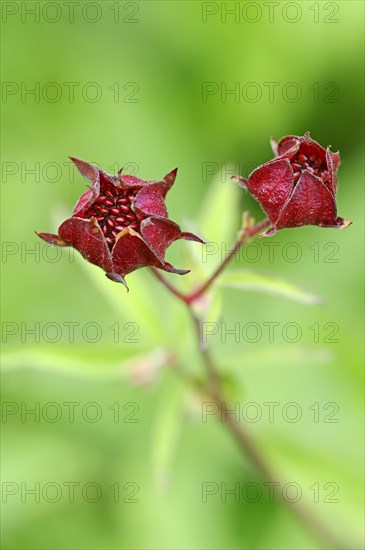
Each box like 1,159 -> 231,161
1,1 -> 364,548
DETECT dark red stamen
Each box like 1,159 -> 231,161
290,151 -> 328,186
110,207 -> 121,216
82,180 -> 145,249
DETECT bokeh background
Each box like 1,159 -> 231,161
1,1 -> 364,548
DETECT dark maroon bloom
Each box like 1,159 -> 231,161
37,158 -> 203,288
232,132 -> 351,236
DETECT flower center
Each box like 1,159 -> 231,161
83,181 -> 143,249
290,152 -> 329,185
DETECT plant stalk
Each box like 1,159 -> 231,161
151,217 -> 348,549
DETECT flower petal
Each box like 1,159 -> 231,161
134,168 -> 177,218
297,134 -> 327,165
259,226 -> 277,237
58,216 -> 113,272
120,174 -> 158,188
72,167 -> 101,216
133,183 -> 167,217
231,175 -> 248,189
71,159 -> 120,216
140,218 -> 198,274
36,232 -> 68,247
270,137 -> 279,157
180,231 -> 205,244
111,228 -> 162,276
105,271 -> 128,289
335,218 -> 352,230
133,168 -> 177,217
326,147 -> 340,196
119,168 -> 177,191
275,170 -> 338,229
140,217 -> 183,262
328,149 -> 340,171
276,132 -> 327,162
163,167 -> 178,189
162,263 -> 190,275
276,135 -> 301,156
73,187 -> 100,216
70,157 -> 99,181
246,159 -> 294,225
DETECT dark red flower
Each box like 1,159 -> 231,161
232,132 -> 351,236
37,158 -> 203,288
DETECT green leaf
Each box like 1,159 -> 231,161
222,346 -> 333,375
219,269 -> 322,304
1,345 -> 147,379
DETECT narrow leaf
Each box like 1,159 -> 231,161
219,269 -> 322,304
1,345 -> 146,379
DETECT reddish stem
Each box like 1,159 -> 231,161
150,268 -> 190,303
186,217 -> 270,303
149,215 -> 348,548
150,218 -> 271,304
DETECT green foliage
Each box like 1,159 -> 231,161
219,269 -> 322,304
1,1 -> 364,548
